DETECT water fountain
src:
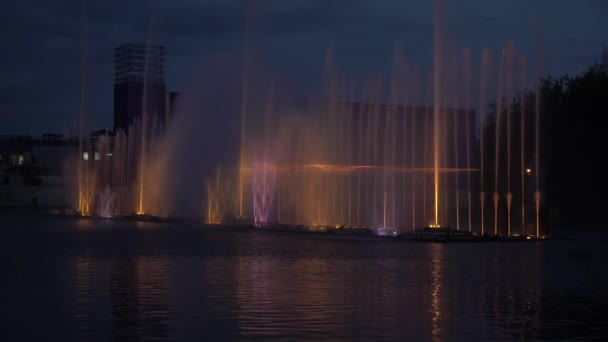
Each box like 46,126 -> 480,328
98,186 -> 116,218
73,114 -> 166,219
205,167 -> 232,224
68,0 -> 547,240
220,0 -> 546,239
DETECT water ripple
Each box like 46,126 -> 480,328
1,214 -> 607,340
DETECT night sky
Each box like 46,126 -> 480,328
0,0 -> 606,135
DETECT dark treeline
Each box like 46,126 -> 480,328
483,50 -> 608,228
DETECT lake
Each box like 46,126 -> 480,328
1,210 -> 606,341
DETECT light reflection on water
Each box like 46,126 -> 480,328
1,211 -> 607,341
430,243 -> 442,341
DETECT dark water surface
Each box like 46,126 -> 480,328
1,211 -> 606,341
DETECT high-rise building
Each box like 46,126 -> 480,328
113,43 -> 166,134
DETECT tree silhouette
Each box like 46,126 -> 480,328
482,49 -> 608,228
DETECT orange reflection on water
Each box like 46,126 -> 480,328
430,243 -> 443,340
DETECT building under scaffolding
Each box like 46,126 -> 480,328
113,43 -> 166,134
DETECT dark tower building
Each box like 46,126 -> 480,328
113,43 -> 166,134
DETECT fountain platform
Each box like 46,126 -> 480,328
394,227 -> 573,242
53,211 -> 572,242
208,220 -> 394,240
56,210 -> 174,224
235,222 -> 573,243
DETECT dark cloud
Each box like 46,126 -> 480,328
0,0 -> 606,134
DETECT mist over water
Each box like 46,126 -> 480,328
143,60 -> 244,218
71,0 -> 547,239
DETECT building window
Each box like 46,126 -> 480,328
18,155 -> 24,165
94,152 -> 100,161
83,152 -> 89,161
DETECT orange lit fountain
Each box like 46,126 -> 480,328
70,0 -> 545,240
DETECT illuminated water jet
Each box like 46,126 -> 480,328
535,29 -> 544,238
67,0 -> 547,239
432,0 -> 443,228
520,56 -> 527,235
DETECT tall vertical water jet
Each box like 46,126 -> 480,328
264,82 -> 274,223
449,57 -> 459,230
443,107 -> 448,227
520,56 -> 527,235
410,73 -> 417,230
463,49 -> 473,232
494,47 -> 506,235
383,72 -> 393,229
77,5 -> 91,216
479,49 -> 491,235
347,82 -> 356,227
432,0 -> 444,227
422,73 -> 433,226
356,87 -> 370,227
535,28 -> 544,237
453,106 -> 460,230
401,60 -> 409,230
505,43 -> 515,236
391,102 -> 397,229
423,109 -> 429,225
137,2 -> 159,215
138,114 -> 147,215
372,77 -> 382,227
239,2 -> 254,219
